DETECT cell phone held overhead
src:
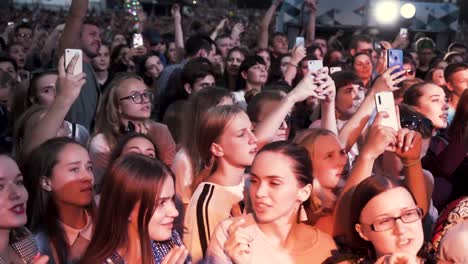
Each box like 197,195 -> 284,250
375,92 -> 399,131
387,49 -> 403,73
308,60 -> 323,74
64,49 -> 83,75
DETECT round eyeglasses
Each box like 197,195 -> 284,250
119,91 -> 153,104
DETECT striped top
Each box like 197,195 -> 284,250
183,181 -> 244,264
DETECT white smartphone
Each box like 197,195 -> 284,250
295,37 -> 305,47
308,60 -> 323,73
64,49 -> 83,75
330,67 -> 342,74
375,92 -> 399,131
132,33 -> 144,48
400,28 -> 408,38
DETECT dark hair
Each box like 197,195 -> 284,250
185,34 -> 215,58
163,100 -> 188,145
352,52 -> 372,66
82,17 -> 101,29
424,67 -> 445,83
323,49 -> 344,68
256,141 -> 316,222
448,42 -> 467,53
0,70 -> 16,90
134,55 -> 160,87
398,104 -> 434,139
331,71 -> 364,92
444,62 -> 468,83
0,56 -> 19,73
80,154 -> 174,264
24,137 -> 95,264
27,70 -> 58,106
226,46 -> 248,62
348,35 -> 372,51
402,82 -> 432,107
347,176 -> 403,259
14,23 -> 32,35
181,57 -> 215,88
108,132 -> 159,166
443,52 -> 464,64
269,32 -> 287,46
236,55 -> 266,91
247,90 -> 284,122
448,89 -> 468,139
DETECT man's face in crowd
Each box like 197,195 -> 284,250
351,41 -> 373,56
271,35 -> 289,56
216,37 -> 233,59
313,38 -> 327,55
80,24 -> 102,59
0,62 -> 17,81
14,27 -> 33,50
418,48 -> 434,66
447,69 -> 468,97
201,44 -> 217,64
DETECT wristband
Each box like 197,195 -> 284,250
402,157 -> 422,167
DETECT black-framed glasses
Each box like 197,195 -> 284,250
119,91 -> 153,104
365,207 -> 423,232
401,116 -> 433,132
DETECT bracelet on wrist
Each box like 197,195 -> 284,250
402,157 -> 422,167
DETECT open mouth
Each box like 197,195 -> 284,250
10,204 -> 25,215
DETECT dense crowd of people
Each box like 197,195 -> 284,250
0,0 -> 467,263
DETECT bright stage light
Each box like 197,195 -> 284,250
373,1 -> 400,25
400,3 -> 416,19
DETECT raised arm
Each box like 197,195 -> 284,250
338,66 -> 405,151
313,68 -> 338,135
257,0 -> 283,49
22,55 -> 86,157
211,18 -> 228,41
254,68 -> 325,148
304,0 -> 318,47
59,0 -> 89,56
40,24 -> 64,65
283,45 -> 306,85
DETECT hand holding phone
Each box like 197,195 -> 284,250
375,92 -> 399,131
64,49 -> 83,75
308,60 -> 323,74
295,37 -> 305,47
132,33 -> 144,48
387,49 -> 403,74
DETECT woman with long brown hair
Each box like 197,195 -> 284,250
80,154 -> 188,264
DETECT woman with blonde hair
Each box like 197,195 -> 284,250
89,73 -> 176,192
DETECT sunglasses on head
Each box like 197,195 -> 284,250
401,115 -> 433,132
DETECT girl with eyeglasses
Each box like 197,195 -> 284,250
90,73 -> 176,193
232,55 -> 268,109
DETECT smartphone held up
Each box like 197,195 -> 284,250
64,49 -> 83,75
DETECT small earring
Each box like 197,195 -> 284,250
299,203 -> 308,222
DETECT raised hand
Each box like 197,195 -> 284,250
171,4 -> 181,21
161,245 -> 189,264
287,70 -> 320,103
231,23 -> 246,38
216,18 -> 229,31
56,54 -> 86,103
313,67 -> 336,103
393,129 -> 422,161
372,66 -> 407,93
223,218 -> 253,264
290,45 -> 307,66
361,112 -> 398,160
